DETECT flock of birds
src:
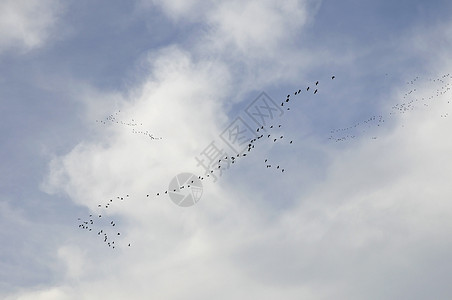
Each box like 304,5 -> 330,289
194,77 -> 333,177
77,196 -> 131,249
96,111 -> 163,140
328,115 -> 385,142
77,76 -> 332,249
78,73 -> 451,249
327,73 -> 451,142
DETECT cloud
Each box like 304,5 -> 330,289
7,1 -> 452,300
140,0 -> 322,98
41,45 -> 233,208
139,0 -> 214,21
0,0 -> 62,54
206,0 -> 309,53
22,68 -> 452,300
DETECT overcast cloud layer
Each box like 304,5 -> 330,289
1,1 -> 452,299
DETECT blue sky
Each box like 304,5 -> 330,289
1,0 -> 452,299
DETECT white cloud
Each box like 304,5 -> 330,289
0,0 -> 62,54
139,0 -> 214,21
141,0 -> 322,98
207,0 -> 309,54
42,46 -> 232,206
33,55 -> 452,300
199,0 -> 321,95
8,1 -> 452,300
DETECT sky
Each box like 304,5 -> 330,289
1,0 -> 452,299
